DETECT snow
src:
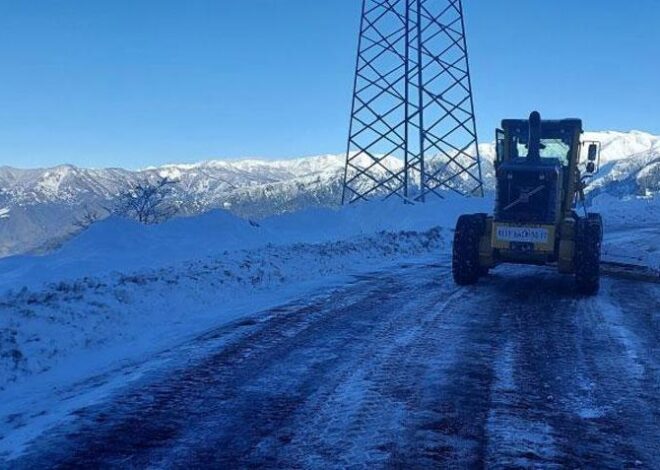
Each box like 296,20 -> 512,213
0,190 -> 656,399
0,188 -> 656,386
0,197 -> 487,459
1,129 -> 659,260
0,197 -> 494,435
0,174 -> 658,461
0,196 -> 490,292
584,130 -> 660,166
592,194 -> 660,271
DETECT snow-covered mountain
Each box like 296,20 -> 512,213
0,130 -> 658,258
0,156 -> 348,257
583,131 -> 660,198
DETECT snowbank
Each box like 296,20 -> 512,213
0,195 -> 490,292
0,228 -> 450,391
591,193 -> 660,229
0,224 -> 452,460
592,194 -> 660,271
0,196 -> 493,399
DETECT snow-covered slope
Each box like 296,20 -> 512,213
0,130 -> 658,257
0,197 -> 493,395
0,197 -> 490,293
583,131 -> 660,198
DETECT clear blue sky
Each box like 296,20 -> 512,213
1,0 -> 659,169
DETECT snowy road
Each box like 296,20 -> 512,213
6,260 -> 660,468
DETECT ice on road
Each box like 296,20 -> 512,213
4,260 -> 660,469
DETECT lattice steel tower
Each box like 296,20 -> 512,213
342,0 -> 483,204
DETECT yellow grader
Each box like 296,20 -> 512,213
452,111 -> 603,295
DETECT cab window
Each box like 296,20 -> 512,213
514,138 -> 572,166
507,127 -> 573,166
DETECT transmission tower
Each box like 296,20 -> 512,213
342,0 -> 483,204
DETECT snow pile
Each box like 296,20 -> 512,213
592,193 -> 660,229
0,196 -> 491,393
0,196 -> 490,292
0,228 -> 448,390
594,194 -> 660,271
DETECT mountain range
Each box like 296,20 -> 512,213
0,130 -> 658,258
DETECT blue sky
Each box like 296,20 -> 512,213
0,0 -> 659,169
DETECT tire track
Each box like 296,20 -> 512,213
6,262 -> 660,469
483,267 -> 660,469
13,265 -> 456,468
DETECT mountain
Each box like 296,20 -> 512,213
0,156 -> 351,257
0,130 -> 658,258
583,131 -> 660,198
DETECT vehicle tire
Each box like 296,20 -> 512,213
587,212 -> 603,240
575,213 -> 602,295
452,214 -> 486,285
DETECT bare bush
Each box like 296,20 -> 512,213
73,207 -> 110,230
114,176 -> 179,224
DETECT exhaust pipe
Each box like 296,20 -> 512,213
528,111 -> 542,160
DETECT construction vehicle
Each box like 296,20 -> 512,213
452,111 -> 603,294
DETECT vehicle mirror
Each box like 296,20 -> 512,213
586,161 -> 596,174
588,143 -> 598,161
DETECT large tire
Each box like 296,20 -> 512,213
575,213 -> 602,295
452,214 -> 486,285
